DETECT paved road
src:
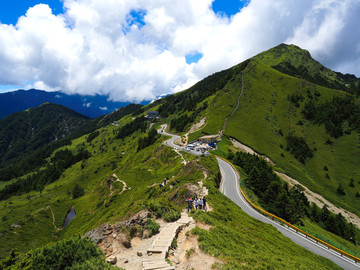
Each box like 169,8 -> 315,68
217,157 -> 359,270
158,124 -> 202,156
159,127 -> 360,269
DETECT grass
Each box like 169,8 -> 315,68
198,58 -> 360,217
210,140 -> 360,260
189,156 -> 341,269
300,218 -> 360,258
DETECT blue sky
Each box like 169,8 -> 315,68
0,1 -> 63,25
212,0 -> 249,17
0,0 -> 359,100
0,0 -> 247,25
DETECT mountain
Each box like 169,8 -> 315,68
0,103 -> 89,168
198,43 -> 360,216
254,44 -> 360,93
0,89 -> 143,119
1,44 -> 359,269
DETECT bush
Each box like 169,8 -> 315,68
163,210 -> 181,222
0,236 -> 116,270
146,219 -> 160,237
73,184 -> 85,199
146,198 -> 181,222
350,179 -> 355,188
337,184 -> 346,196
286,134 -> 313,163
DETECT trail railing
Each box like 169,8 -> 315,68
214,154 -> 360,264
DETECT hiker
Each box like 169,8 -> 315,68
185,198 -> 193,212
198,198 -> 203,210
194,198 -> 198,210
203,196 -> 207,211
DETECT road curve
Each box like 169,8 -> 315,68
218,157 -> 359,270
158,127 -> 359,269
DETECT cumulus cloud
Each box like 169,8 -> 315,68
0,0 -> 359,101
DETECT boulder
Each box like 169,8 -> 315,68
106,256 -> 117,265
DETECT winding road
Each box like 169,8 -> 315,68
218,157 -> 359,270
159,126 -> 360,269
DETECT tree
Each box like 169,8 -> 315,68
336,184 -> 346,196
72,184 -> 85,199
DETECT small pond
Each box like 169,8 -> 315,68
63,206 -> 76,228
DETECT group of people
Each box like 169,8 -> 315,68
185,196 -> 207,212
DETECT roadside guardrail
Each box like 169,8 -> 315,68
214,154 -> 360,264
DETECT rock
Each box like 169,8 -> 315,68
137,252 -> 143,257
125,259 -> 129,263
106,256 -> 117,265
173,258 -> 180,264
104,240 -> 112,249
122,239 -> 131,248
148,252 -> 153,256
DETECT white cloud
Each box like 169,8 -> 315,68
0,0 -> 359,102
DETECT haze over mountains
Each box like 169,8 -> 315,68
1,44 -> 360,269
0,89 -> 148,119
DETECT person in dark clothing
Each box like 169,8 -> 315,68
185,198 -> 193,212
203,196 -> 207,211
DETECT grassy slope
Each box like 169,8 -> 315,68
223,60 -> 360,216
0,114 -> 343,268
190,157 -> 341,269
194,54 -> 360,218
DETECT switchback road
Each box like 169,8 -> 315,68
159,127 -> 359,269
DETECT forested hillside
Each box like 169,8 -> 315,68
0,103 -> 88,168
0,43 -> 359,269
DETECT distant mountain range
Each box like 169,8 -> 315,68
0,89 -> 148,119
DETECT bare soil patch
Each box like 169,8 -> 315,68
276,172 -> 360,228
230,138 -> 275,165
169,221 -> 222,269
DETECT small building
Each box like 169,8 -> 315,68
145,110 -> 159,120
199,135 -> 217,144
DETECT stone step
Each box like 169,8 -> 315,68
143,266 -> 174,270
142,261 -> 174,270
153,240 -> 172,246
147,247 -> 167,254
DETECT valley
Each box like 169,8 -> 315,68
1,44 -> 360,269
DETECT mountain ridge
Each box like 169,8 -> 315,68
1,43 -> 360,269
0,89 -> 143,119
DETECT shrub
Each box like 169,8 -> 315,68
72,184 -> 85,199
337,184 -> 346,196
350,179 -> 355,188
286,134 -> 313,163
146,219 -> 160,237
0,236 -> 116,270
146,198 -> 181,222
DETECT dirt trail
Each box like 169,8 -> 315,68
220,65 -> 255,138
46,205 -> 62,231
276,172 -> 360,228
112,173 -> 128,194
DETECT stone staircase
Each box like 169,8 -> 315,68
142,212 -> 193,270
